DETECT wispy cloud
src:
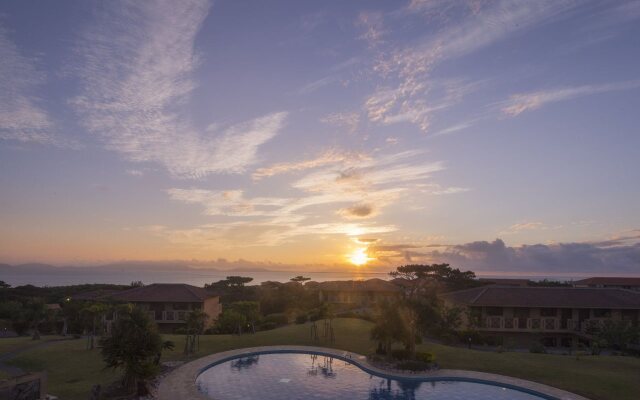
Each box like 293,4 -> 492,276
356,11 -> 387,47
501,80 -> 640,116
72,0 -> 285,178
499,221 -> 562,235
320,112 -> 361,134
0,26 -> 76,148
364,1 -> 574,133
253,149 -> 368,180
168,150 -> 455,246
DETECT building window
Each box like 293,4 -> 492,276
593,309 -> 611,318
540,308 -> 557,317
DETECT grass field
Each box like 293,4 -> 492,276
0,336 -> 59,355
2,319 -> 639,400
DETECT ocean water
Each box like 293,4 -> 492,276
0,268 -> 392,287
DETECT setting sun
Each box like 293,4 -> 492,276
348,248 -> 370,266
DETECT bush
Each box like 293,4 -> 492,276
262,313 -> 289,326
395,360 -> 430,371
458,329 -> 483,345
295,314 -> 308,324
258,322 -> 277,331
215,310 -> 247,334
484,335 -> 504,346
529,342 -> 546,354
174,327 -> 187,335
390,349 -> 411,360
414,351 -> 434,363
335,311 -> 374,322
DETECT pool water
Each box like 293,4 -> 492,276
196,352 -> 552,400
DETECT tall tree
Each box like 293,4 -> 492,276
290,276 -> 310,284
25,299 -> 48,340
81,303 -> 109,349
184,309 -> 208,355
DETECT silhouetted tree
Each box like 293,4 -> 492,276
290,276 -> 310,284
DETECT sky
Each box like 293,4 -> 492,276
1,0 -> 639,276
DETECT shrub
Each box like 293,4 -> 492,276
484,335 -> 504,346
262,313 -> 289,326
215,310 -> 247,334
390,349 -> 411,360
174,327 -> 187,335
414,351 -> 434,363
529,342 -> 546,354
395,360 -> 430,371
258,322 -> 277,331
295,314 -> 308,324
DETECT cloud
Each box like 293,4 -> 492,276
431,186 -> 470,195
0,26 -> 77,148
252,149 -> 368,180
168,150 -> 455,246
320,112 -> 361,134
501,80 -> 640,116
364,1 -> 574,133
503,221 -> 545,232
72,0 -> 285,178
298,75 -> 339,94
367,235 -> 640,275
338,203 -> 377,219
356,11 -> 387,47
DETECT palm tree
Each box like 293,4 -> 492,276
100,305 -> 174,395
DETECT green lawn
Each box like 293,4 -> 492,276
4,319 -> 640,400
0,336 -> 60,355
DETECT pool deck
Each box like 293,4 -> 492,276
156,345 -> 591,400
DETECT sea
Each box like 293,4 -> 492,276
0,266 -> 586,288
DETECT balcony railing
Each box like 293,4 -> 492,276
484,317 -> 519,330
149,310 -> 188,323
480,317 -> 631,335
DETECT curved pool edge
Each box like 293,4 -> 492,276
157,345 -> 591,400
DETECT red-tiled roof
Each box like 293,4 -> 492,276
318,278 -> 400,293
108,283 -> 217,303
442,286 -> 640,309
574,277 -> 640,286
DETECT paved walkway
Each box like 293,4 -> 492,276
157,345 -> 591,400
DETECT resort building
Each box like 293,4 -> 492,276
442,286 -> 640,347
573,277 -> 640,291
82,283 -> 222,333
317,278 -> 401,307
478,278 -> 530,287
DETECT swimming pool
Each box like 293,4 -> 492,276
195,351 -> 557,400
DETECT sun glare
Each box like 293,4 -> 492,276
349,248 -> 370,266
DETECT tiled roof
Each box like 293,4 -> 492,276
574,277 -> 640,286
318,278 -> 401,293
108,283 -> 217,303
442,286 -> 640,309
